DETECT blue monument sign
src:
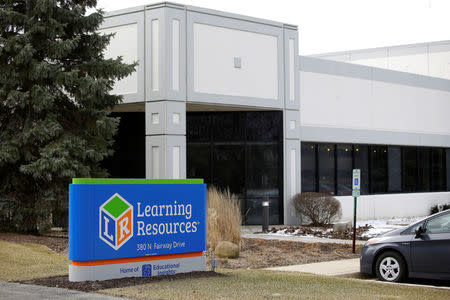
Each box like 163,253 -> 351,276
69,178 -> 206,281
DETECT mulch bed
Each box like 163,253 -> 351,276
0,232 -> 68,254
19,272 -> 224,292
215,238 -> 361,269
268,225 -> 373,240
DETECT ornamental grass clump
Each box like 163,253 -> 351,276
207,187 -> 241,250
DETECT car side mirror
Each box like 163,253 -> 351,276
415,226 -> 425,238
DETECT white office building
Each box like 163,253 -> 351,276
101,2 -> 450,225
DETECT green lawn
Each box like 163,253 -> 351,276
0,239 -> 69,281
100,269 -> 450,300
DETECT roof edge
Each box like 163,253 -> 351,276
299,56 -> 450,93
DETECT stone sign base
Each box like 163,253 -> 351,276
69,253 -> 206,282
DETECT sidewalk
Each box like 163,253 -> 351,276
266,258 -> 360,276
0,282 -> 127,300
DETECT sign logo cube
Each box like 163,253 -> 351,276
142,264 -> 152,277
99,193 -> 133,250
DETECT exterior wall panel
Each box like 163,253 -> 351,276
337,192 -> 450,221
193,23 -> 278,99
300,70 -> 450,137
100,24 -> 138,95
187,11 -> 285,109
100,11 -> 145,103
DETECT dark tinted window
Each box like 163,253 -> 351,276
102,112 -> 145,178
354,145 -> 369,195
370,146 -> 387,194
246,112 -> 282,142
246,144 -> 281,225
186,144 -> 211,181
301,143 -> 316,192
187,111 -> 283,225
247,144 -> 280,192
447,149 -> 450,191
212,145 -> 245,195
300,142 -> 448,196
213,112 -> 244,142
318,144 -> 335,194
186,113 -> 211,142
417,148 -> 431,192
387,146 -> 402,193
431,148 -> 445,191
337,144 -> 352,196
403,147 -> 417,193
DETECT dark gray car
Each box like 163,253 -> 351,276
360,209 -> 450,282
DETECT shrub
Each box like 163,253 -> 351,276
430,203 -> 450,215
207,187 -> 241,250
292,192 -> 342,226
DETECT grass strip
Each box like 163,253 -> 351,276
99,268 -> 450,300
0,240 -> 68,281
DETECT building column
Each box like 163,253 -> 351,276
283,26 -> 301,225
144,5 -> 187,179
145,101 -> 186,179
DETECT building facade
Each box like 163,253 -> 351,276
312,40 -> 450,80
101,2 -> 450,225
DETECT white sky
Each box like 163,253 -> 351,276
96,0 -> 450,55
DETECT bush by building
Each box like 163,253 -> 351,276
430,203 -> 450,215
292,192 -> 342,226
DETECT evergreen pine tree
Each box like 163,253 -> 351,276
0,0 -> 136,232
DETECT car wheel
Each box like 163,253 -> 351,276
375,251 -> 407,282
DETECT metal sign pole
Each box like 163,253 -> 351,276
352,196 -> 357,253
351,169 -> 360,254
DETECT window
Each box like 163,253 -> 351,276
431,148 -> 445,191
318,144 -> 335,194
102,112 -> 146,178
301,143 -> 316,192
187,144 -> 211,181
186,112 -> 211,142
354,145 -> 369,195
212,145 -> 245,195
301,142 -> 448,196
403,221 -> 425,235
246,112 -> 282,142
387,147 -> 402,193
425,213 -> 450,234
402,147 -> 417,193
187,111 -> 283,225
370,146 -> 387,194
337,144 -> 352,196
246,144 -> 279,193
417,148 -> 431,192
446,149 -> 450,191
213,112 -> 244,142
